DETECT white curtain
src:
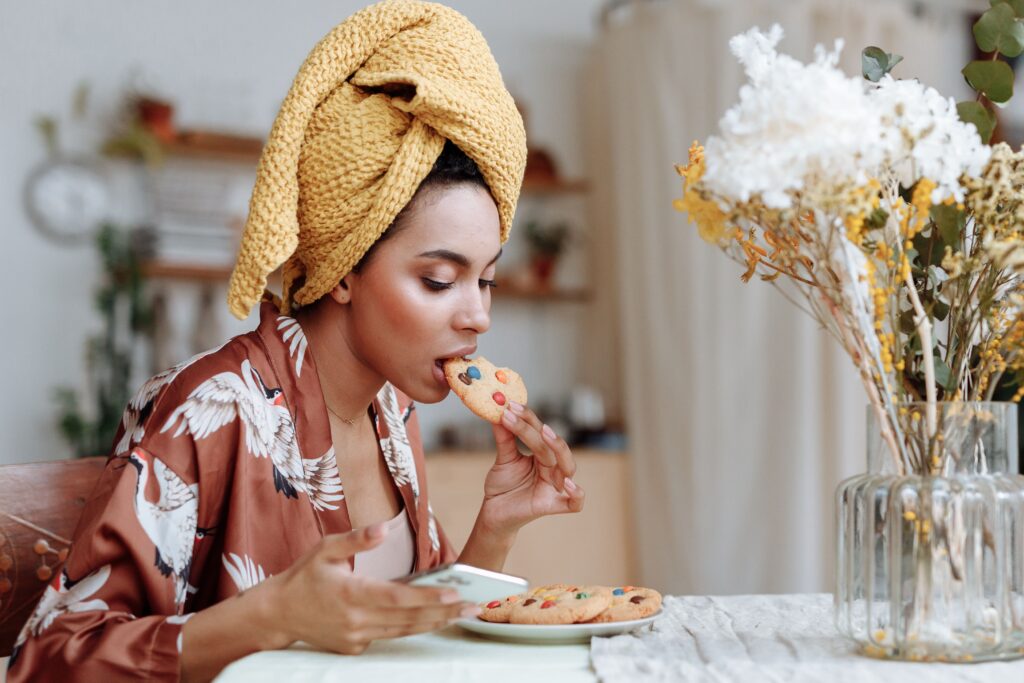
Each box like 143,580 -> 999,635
586,0 -> 968,595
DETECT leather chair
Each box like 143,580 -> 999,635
0,457 -> 106,657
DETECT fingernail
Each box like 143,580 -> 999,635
509,401 -> 525,414
542,424 -> 556,440
502,410 -> 518,426
441,590 -> 461,604
564,478 -> 577,493
461,605 -> 482,618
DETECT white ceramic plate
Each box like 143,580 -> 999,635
456,610 -> 662,644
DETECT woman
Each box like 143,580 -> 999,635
7,2 -> 584,681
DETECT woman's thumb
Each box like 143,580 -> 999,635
319,523 -> 389,561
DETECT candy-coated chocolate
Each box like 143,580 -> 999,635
523,598 -> 537,606
630,596 -> 644,604
541,600 -> 556,609
486,600 -> 501,609
575,592 -> 589,599
495,369 -> 508,383
458,372 -> 472,385
467,366 -> 481,379
492,391 -> 506,406
613,588 -> 625,596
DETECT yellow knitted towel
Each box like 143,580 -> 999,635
227,0 -> 527,319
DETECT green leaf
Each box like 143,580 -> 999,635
932,298 -> 950,322
927,265 -> 949,290
974,4 -> 1024,57
963,59 -> 1015,104
865,207 -> 889,230
862,46 -> 903,82
913,232 -> 944,268
930,203 -> 966,247
991,0 -> 1024,18
934,357 -> 958,392
33,115 -> 58,157
957,101 -> 997,143
900,309 -> 918,335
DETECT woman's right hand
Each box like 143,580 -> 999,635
255,524 -> 478,654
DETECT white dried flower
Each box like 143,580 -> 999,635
702,25 -> 884,209
701,26 -> 991,209
869,76 -> 990,202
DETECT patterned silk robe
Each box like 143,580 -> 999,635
7,300 -> 457,681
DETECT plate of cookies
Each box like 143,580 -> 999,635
457,584 -> 663,644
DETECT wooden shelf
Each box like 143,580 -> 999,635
162,130 -> 263,164
141,261 -> 234,281
521,177 -> 589,195
155,131 -> 589,196
140,261 -> 590,303
495,282 -> 591,301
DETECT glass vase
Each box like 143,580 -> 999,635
835,402 -> 1024,662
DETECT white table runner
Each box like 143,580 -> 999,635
590,593 -> 1024,682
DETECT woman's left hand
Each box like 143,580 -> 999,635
478,401 -> 585,536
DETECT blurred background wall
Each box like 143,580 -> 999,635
2,0 -> 1015,595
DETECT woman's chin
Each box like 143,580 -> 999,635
391,377 -> 450,404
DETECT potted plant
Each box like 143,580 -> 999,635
523,219 -> 571,290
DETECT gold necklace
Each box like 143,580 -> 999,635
326,403 -> 366,426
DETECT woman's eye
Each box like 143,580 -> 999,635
422,277 -> 454,291
479,278 -> 497,289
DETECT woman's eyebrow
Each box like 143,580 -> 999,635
417,248 -> 503,267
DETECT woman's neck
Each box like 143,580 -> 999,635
295,298 -> 385,424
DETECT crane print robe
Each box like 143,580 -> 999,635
7,300 -> 457,681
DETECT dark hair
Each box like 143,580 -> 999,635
351,141 -> 490,273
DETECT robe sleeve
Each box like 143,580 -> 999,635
6,445 -> 200,683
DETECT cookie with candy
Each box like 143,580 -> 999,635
478,584 -> 577,623
508,585 -> 612,625
443,356 -> 527,423
585,586 -> 662,623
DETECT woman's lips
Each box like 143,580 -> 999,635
433,359 -> 448,387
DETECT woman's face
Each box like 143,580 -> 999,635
344,183 -> 502,403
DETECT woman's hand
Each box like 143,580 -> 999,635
478,401 -> 586,536
255,525 -> 478,655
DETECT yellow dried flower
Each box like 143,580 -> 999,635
674,141 -> 730,244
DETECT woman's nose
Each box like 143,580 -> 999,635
456,288 -> 491,334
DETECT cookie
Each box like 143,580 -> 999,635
528,583 -> 576,595
586,586 -> 662,623
443,356 -> 528,423
477,584 -> 576,623
478,592 -> 526,623
509,586 -> 612,625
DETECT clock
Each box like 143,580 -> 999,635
24,157 -> 111,244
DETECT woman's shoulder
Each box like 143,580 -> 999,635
145,336 -> 258,407
114,331 -> 272,457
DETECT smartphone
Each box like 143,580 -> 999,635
399,563 -> 529,604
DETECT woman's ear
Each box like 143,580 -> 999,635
328,277 -> 352,305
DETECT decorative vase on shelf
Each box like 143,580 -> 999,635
836,402 -> 1024,662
